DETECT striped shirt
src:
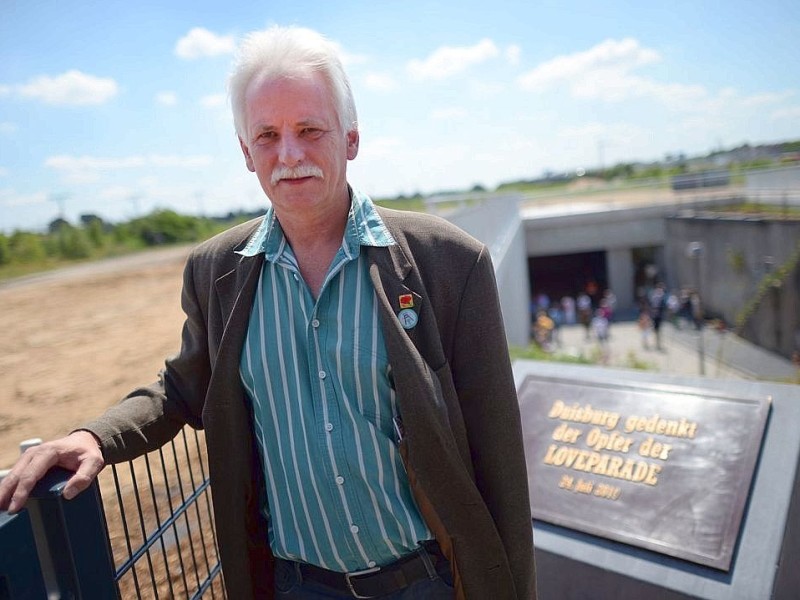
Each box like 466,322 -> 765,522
237,189 -> 432,572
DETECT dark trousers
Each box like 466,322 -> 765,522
274,544 -> 454,599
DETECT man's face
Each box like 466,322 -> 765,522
238,71 -> 358,219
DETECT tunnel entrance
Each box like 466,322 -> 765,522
528,250 -> 608,305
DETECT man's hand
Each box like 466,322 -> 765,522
0,430 -> 105,513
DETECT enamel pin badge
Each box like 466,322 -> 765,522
397,294 -> 418,329
398,293 -> 414,309
398,308 -> 418,330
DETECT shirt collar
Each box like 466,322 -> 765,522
235,186 -> 396,260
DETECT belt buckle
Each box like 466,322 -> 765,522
345,565 -> 381,599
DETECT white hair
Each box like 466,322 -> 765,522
228,26 -> 358,141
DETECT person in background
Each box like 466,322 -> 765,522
577,292 -> 593,341
533,309 -> 555,351
591,309 -> 610,347
561,295 -> 576,325
601,289 -> 616,322
649,282 -> 668,350
0,26 -> 535,600
638,297 -> 653,350
548,302 -> 564,348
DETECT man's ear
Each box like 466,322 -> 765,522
346,129 -> 359,161
239,136 -> 256,172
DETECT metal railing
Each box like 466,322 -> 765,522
0,426 -> 225,599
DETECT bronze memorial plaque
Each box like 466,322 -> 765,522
519,375 -> 770,571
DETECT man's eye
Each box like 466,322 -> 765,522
301,127 -> 323,137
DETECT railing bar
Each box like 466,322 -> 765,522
103,428 -> 225,598
200,489 -> 221,600
193,429 -> 223,599
114,478 -> 211,579
182,430 -> 215,584
172,436 -> 203,594
127,462 -> 160,599
188,562 -> 224,600
159,445 -> 190,595
145,452 -> 177,599
111,464 -> 143,596
194,430 -> 223,569
193,429 -> 209,480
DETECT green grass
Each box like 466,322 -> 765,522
509,344 -> 593,364
712,202 -> 800,218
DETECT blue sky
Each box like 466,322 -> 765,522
1,0 -> 799,231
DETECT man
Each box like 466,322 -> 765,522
0,26 -> 535,599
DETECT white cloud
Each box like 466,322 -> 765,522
772,106 -> 800,120
430,107 -> 468,120
469,80 -> 506,97
46,155 -> 146,171
0,122 -> 17,134
0,167 -> 8,177
517,38 -> 659,93
0,85 -> 11,97
359,136 -> 403,159
15,70 -> 118,105
363,72 -> 398,92
560,121 -> 646,144
515,37 -> 747,116
505,45 -> 521,66
45,154 -> 214,184
175,27 -> 235,59
0,189 -> 48,208
156,91 -> 178,106
148,155 -> 213,168
200,93 -> 226,108
334,44 -> 369,67
407,39 -> 500,80
645,80 -> 708,110
741,91 -> 794,107
98,185 -> 138,202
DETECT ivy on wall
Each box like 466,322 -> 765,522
735,240 -> 800,333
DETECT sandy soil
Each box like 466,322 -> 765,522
0,246 -> 193,470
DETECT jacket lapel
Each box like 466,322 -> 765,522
367,244 -> 427,351
208,246 -> 264,407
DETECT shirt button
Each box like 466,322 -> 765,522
311,319 -> 320,328
325,423 -> 333,432
335,476 -> 344,485
367,561 -> 377,568
350,525 -> 359,534
318,370 -> 326,380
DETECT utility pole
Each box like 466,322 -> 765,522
49,192 -> 69,221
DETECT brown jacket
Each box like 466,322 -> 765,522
85,206 -> 536,599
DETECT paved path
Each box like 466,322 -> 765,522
554,320 -> 797,382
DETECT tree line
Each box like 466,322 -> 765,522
0,209 -> 252,277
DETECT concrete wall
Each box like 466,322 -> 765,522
746,165 -> 800,198
524,210 -> 667,257
665,215 -> 800,360
523,207 -> 670,314
447,195 -> 531,347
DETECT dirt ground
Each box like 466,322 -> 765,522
0,246 -> 193,470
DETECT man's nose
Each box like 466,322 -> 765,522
278,134 -> 304,166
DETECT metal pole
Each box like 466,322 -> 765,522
696,262 -> 705,376
687,242 -> 705,375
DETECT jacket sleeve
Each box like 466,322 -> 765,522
450,245 -> 537,599
80,252 -> 211,463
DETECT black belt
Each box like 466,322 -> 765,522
278,540 -> 447,598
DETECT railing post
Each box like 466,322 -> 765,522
26,466 -> 119,599
0,510 -> 48,600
